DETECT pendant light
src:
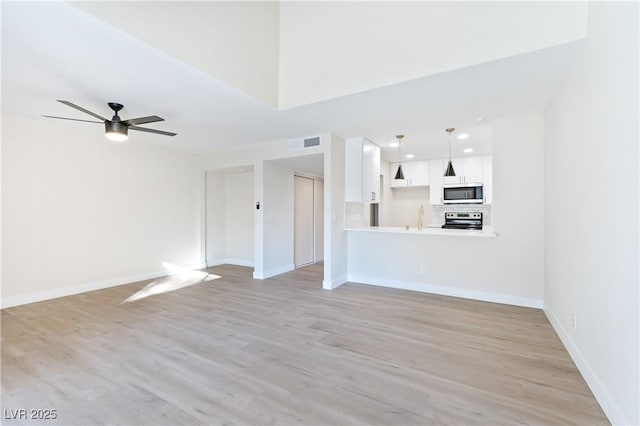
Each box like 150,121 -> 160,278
394,134 -> 405,180
444,127 -> 456,177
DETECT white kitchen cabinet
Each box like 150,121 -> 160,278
409,160 -> 430,186
482,155 -> 492,204
345,137 -> 381,202
390,160 -> 429,187
463,156 -> 483,183
429,158 -> 444,205
443,156 -> 484,184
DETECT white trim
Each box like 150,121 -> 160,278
1,262 -> 207,309
346,274 -> 543,308
186,262 -> 207,270
323,276 -> 347,290
207,259 -> 253,268
206,258 -> 226,267
254,263 -> 295,280
544,305 -> 628,426
223,258 -> 254,267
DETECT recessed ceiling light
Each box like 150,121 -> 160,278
389,142 -> 399,148
464,148 -> 473,153
406,154 -> 415,159
457,133 -> 469,140
476,117 -> 486,123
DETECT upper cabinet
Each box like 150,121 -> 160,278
482,155 -> 492,205
429,159 -> 444,205
443,156 -> 483,184
411,160 -> 430,186
390,160 -> 429,188
345,137 -> 381,203
462,156 -> 483,183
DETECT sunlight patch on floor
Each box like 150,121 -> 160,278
122,262 -> 220,303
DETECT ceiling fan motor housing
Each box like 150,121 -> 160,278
108,102 -> 124,113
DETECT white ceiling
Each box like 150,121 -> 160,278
2,2 -> 582,155
270,154 -> 324,177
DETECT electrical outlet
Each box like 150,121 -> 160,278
420,265 -> 428,275
571,313 -> 577,330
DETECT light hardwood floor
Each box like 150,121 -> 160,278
1,264 -> 607,425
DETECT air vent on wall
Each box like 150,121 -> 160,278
288,135 -> 321,151
304,136 -> 320,147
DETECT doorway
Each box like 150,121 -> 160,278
294,175 -> 324,268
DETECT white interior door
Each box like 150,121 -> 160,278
294,176 -> 314,267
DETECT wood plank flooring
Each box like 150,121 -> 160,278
1,263 -> 608,425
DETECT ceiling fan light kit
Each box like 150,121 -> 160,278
105,121 -> 128,142
43,100 -> 177,141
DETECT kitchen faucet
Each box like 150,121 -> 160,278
418,204 -> 424,231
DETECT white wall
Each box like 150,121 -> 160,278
380,162 -> 393,227
205,172 -> 226,265
2,115 -> 204,308
313,179 -> 324,262
543,2 -> 639,424
348,114 -> 545,307
323,134 -> 347,289
278,2 -> 587,108
72,1 -> 280,107
260,161 -> 294,278
205,170 -> 254,267
225,172 -> 254,266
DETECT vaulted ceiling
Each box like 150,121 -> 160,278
2,1 -> 587,158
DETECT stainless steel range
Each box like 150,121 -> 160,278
442,212 -> 483,230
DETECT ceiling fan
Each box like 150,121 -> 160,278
43,100 -> 177,142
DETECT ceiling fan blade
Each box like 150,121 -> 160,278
57,100 -> 107,121
122,115 -> 164,126
42,115 -> 103,124
129,125 -> 177,137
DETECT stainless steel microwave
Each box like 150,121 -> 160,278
443,183 -> 484,204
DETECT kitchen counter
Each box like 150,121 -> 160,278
345,226 -> 496,238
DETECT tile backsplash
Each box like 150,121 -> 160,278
345,202 -> 371,228
432,203 -> 492,225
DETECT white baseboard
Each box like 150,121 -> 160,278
207,259 -> 253,268
1,262 -> 207,309
186,262 -> 207,270
1,271 -> 167,309
544,305 -> 627,425
346,274 -> 543,309
323,276 -> 347,290
223,258 -> 254,267
253,263 -> 295,280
